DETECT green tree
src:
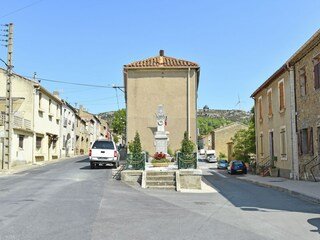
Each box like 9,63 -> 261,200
128,131 -> 142,154
232,107 -> 256,162
111,109 -> 126,141
180,131 -> 195,154
197,117 -> 231,136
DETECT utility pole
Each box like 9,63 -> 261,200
3,23 -> 13,170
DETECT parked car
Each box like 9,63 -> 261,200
227,160 -> 247,175
217,160 -> 229,169
89,139 -> 120,169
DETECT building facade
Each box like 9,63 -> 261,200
0,69 -> 63,167
287,29 -> 320,180
124,50 -> 200,154
212,122 -> 248,161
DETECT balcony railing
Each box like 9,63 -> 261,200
0,113 -> 31,130
13,115 -> 31,129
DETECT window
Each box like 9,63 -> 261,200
36,136 -> 42,149
299,68 -> 307,96
300,128 -> 314,155
314,62 -> 320,89
267,89 -> 272,117
280,127 -> 287,159
259,132 -> 264,156
56,105 -> 60,118
18,135 -> 24,149
49,99 -> 52,115
258,96 -> 263,121
39,93 -> 42,108
63,135 -> 66,148
278,80 -> 285,112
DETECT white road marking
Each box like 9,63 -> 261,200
212,169 -> 227,178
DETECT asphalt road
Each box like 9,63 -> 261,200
0,157 -> 319,240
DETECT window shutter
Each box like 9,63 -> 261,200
298,131 -> 302,156
309,127 -> 314,156
279,82 -> 284,111
268,91 -> 272,116
315,63 -> 320,89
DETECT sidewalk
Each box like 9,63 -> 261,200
238,174 -> 320,204
0,157 -> 73,176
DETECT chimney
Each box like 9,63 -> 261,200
159,50 -> 164,64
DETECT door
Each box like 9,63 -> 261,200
317,127 -> 320,157
269,131 -> 274,165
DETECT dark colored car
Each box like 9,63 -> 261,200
227,160 -> 247,175
217,160 -> 229,169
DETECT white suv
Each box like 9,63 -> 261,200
89,139 -> 120,169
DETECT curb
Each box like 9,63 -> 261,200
240,177 -> 320,204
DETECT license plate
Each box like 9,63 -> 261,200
237,170 -> 242,172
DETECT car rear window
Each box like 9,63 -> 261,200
92,141 -> 114,149
233,161 -> 244,166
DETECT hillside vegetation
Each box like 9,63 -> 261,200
98,109 -> 253,137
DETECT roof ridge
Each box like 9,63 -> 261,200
124,53 -> 199,68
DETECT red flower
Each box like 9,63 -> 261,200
154,152 -> 166,160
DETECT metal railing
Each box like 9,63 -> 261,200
177,152 -> 197,169
257,156 -> 270,176
302,155 -> 318,181
13,116 -> 31,129
125,152 -> 146,170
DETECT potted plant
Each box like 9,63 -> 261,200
127,131 -> 145,170
178,132 -> 196,169
151,152 -> 170,167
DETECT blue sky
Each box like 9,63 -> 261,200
1,0 -> 320,114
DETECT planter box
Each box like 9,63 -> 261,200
151,162 -> 170,167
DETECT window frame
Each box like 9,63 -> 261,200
299,67 -> 307,96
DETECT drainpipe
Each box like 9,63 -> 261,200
287,62 -> 299,180
187,67 -> 190,138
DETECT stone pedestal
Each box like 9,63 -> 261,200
155,131 -> 168,153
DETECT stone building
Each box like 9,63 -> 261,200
287,29 -> 320,180
124,50 -> 200,154
251,29 -> 320,180
211,122 -> 248,161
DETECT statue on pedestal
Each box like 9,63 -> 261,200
154,104 -> 169,153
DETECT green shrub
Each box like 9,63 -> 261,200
128,131 -> 142,154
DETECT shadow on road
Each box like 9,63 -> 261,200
308,218 -> 320,234
202,172 -> 320,215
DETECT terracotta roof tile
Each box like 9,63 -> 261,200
124,53 -> 199,68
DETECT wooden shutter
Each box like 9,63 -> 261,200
298,131 -> 302,156
279,81 -> 284,111
315,63 -> 320,89
268,91 -> 272,116
309,127 -> 314,155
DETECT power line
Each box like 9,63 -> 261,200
0,0 -> 45,19
22,75 -> 115,88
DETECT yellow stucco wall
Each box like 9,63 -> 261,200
126,68 -> 198,154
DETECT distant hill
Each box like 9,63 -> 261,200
98,109 -> 252,125
197,109 -> 252,124
98,111 -> 116,123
